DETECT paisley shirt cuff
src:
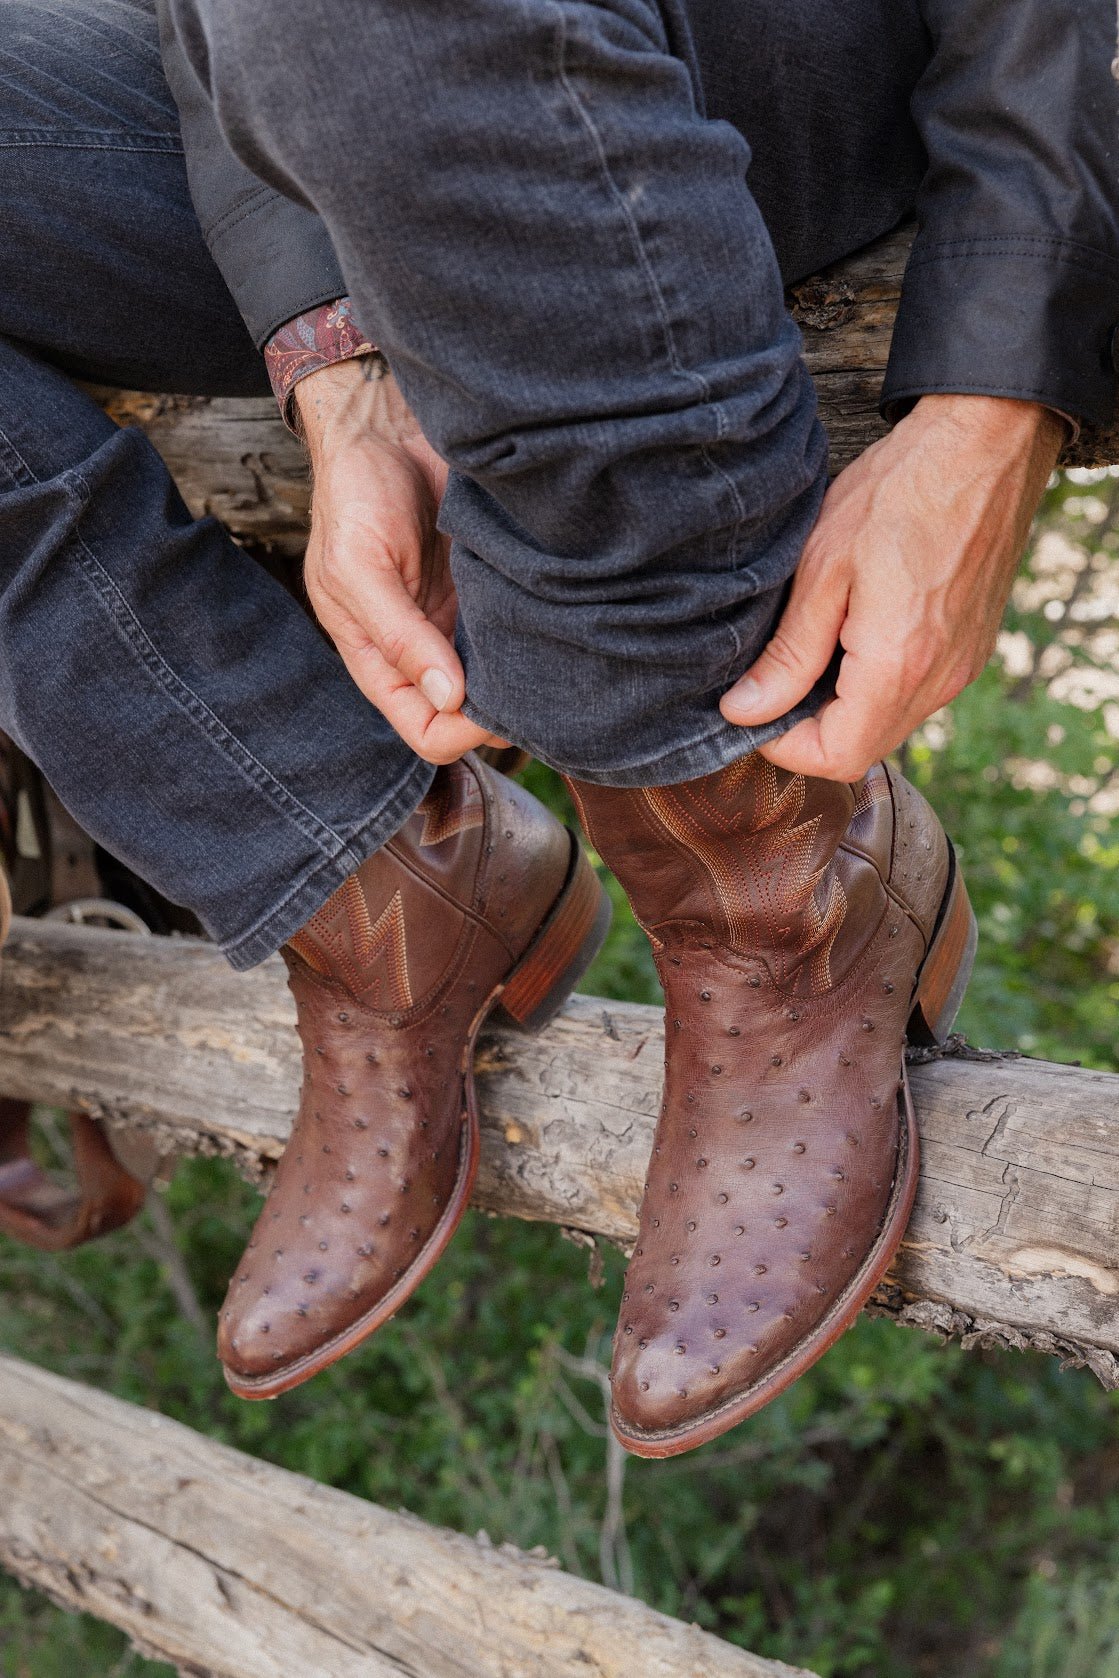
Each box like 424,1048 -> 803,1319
264,297 -> 377,432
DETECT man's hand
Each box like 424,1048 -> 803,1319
720,395 -> 1066,781
297,356 -> 504,764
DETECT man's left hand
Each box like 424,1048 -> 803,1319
296,355 -> 507,765
720,394 -> 1066,781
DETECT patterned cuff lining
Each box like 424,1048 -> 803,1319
263,297 -> 377,432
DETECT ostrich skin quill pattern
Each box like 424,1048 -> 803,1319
220,753 -> 609,1399
568,754 -> 972,1456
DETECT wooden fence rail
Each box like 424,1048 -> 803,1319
0,1353 -> 816,1678
2,916 -> 1118,1386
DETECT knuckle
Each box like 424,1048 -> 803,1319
937,659 -> 976,706
763,628 -> 810,679
377,627 -> 412,671
818,746 -> 874,782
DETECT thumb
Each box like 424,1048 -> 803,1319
720,568 -> 848,727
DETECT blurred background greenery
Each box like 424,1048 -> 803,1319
3,470 -> 1119,1678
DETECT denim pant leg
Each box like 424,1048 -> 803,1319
0,0 -> 433,968
167,0 -> 836,787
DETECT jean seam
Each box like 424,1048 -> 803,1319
0,132 -> 183,154
550,0 -> 746,560
49,460 -> 371,867
717,616 -> 746,685
219,758 -> 434,965
0,427 -> 37,489
906,239 -> 1119,280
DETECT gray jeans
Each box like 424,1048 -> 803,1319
0,0 -> 927,964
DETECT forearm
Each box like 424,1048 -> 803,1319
911,394 -> 1067,469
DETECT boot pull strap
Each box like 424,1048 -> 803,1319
0,1098 -> 147,1252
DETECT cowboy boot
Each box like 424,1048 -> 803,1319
219,753 -> 611,1398
567,754 -> 975,1458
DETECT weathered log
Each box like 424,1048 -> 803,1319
92,226 -> 1119,556
1,917 -> 1118,1385
0,1353 -> 814,1678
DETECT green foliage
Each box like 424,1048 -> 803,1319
3,474 -> 1119,1676
0,1589 -> 165,1678
905,479 -> 1119,1068
994,1565 -> 1119,1678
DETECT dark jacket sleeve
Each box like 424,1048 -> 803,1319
883,0 -> 1119,427
155,1 -> 345,348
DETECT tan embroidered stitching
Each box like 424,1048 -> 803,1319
416,774 -> 484,847
643,761 -> 849,991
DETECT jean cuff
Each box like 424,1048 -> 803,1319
460,668 -> 836,789
219,754 -> 436,969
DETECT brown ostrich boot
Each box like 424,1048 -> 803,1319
220,754 -> 611,1399
567,755 -> 975,1458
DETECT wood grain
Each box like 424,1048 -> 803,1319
0,1354 -> 815,1678
92,227 -> 1119,556
2,917 -> 1118,1385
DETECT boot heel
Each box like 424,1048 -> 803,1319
907,847 -> 978,1047
496,838 -> 612,1035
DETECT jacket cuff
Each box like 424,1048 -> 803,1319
205,188 -> 348,351
882,238 -> 1119,430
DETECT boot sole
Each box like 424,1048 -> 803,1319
223,836 -> 611,1401
610,845 -> 976,1459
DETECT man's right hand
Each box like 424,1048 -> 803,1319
720,394 -> 1065,780
296,356 -> 505,764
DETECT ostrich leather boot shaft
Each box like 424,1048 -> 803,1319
567,754 -> 976,1457
219,754 -> 611,1399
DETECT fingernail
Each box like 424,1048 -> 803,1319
728,677 -> 761,712
420,669 -> 453,711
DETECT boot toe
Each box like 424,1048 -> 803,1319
610,1079 -> 908,1447
611,1331 -> 736,1438
218,1109 -> 468,1389
218,1289 -> 293,1383
611,1302 -> 809,1441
